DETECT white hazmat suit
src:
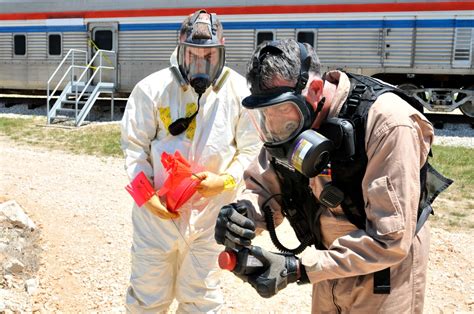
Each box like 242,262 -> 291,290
121,63 -> 261,312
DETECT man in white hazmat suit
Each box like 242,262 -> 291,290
121,9 -> 261,312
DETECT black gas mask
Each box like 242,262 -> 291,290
243,41 -> 355,177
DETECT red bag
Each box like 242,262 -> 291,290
125,171 -> 155,207
157,151 -> 201,212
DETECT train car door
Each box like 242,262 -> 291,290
382,16 -> 416,68
87,23 -> 118,88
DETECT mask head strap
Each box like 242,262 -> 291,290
295,42 -> 311,94
184,9 -> 220,46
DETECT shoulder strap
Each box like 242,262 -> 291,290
333,73 -> 453,294
333,72 -> 429,230
330,73 -> 383,229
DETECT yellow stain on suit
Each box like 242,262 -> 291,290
158,103 -> 197,140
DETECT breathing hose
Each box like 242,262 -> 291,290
262,194 -> 313,255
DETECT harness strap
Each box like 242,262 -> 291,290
416,204 -> 433,235
271,159 -> 325,251
373,267 -> 391,294
338,73 -> 431,295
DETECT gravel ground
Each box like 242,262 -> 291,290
0,101 -> 473,312
432,122 -> 474,148
0,136 -> 472,313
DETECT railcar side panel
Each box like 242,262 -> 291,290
223,29 -> 255,75
0,1 -> 472,114
415,27 -> 454,66
317,28 -> 383,69
118,29 -> 177,89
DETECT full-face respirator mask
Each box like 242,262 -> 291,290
168,10 -> 225,136
242,41 -> 356,178
177,9 -> 225,95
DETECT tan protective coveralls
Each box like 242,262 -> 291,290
121,65 -> 261,312
241,71 -> 434,313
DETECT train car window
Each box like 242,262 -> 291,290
13,34 -> 26,56
257,32 -> 274,46
48,34 -> 62,56
297,31 -> 315,47
94,30 -> 113,51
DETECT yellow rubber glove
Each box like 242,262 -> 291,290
143,194 -> 180,220
194,171 -> 236,197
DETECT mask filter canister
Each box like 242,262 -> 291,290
288,130 -> 334,178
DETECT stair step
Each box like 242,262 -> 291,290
56,108 -> 78,114
47,80 -> 116,127
96,82 -> 115,92
66,92 -> 91,97
66,96 -> 89,101
61,100 -> 87,105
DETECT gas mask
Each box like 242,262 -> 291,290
168,10 -> 225,136
177,10 -> 225,95
243,41 -> 356,177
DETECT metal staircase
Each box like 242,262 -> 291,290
47,48 -> 116,126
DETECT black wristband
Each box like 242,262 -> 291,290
297,263 -> 310,285
286,256 -> 299,283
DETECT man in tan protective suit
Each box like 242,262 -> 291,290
121,10 -> 261,312
215,39 -> 451,313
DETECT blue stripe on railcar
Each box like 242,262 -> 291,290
0,19 -> 473,33
121,19 -> 474,30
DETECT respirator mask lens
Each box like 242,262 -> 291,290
247,100 -> 305,145
178,44 -> 225,92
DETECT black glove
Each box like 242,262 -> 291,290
247,246 -> 301,298
215,200 -> 256,250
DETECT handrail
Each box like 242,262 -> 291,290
47,49 -> 87,85
75,49 -> 115,90
73,49 -> 116,124
50,65 -> 87,100
75,66 -> 115,125
47,65 -> 87,121
47,49 -> 87,124
46,48 -> 116,125
76,65 -> 114,108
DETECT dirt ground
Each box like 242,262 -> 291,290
1,134 -> 473,313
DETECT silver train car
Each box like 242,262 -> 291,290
0,0 -> 473,118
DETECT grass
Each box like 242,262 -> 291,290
0,115 -> 472,230
430,145 -> 474,200
0,116 -> 122,157
429,145 -> 474,230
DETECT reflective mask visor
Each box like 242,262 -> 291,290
178,43 -> 225,89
